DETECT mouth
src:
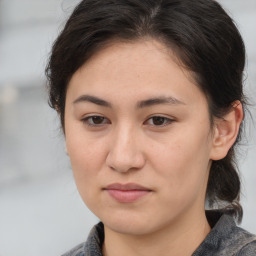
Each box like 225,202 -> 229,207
103,183 -> 152,203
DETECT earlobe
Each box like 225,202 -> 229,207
210,101 -> 243,160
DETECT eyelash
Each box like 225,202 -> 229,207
81,115 -> 110,127
144,116 -> 174,127
81,115 -> 174,127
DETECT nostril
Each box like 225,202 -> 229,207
109,166 -> 116,171
106,150 -> 146,173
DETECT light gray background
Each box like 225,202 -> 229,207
0,0 -> 255,255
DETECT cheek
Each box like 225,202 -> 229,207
67,139 -> 105,176
65,132 -> 111,207
66,138 -> 103,206
151,126 -> 211,198
65,126 -> 100,183
65,118 -> 106,167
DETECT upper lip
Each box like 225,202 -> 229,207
104,183 -> 151,191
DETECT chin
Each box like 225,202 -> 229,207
106,221 -> 152,236
98,211 -> 163,236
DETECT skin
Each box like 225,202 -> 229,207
64,39 -> 243,256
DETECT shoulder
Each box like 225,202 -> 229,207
193,211 -> 256,256
236,240 -> 256,256
61,222 -> 104,256
221,216 -> 256,255
231,225 -> 256,256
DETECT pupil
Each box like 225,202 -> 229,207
93,116 -> 104,124
153,117 -> 165,125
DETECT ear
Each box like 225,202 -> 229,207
210,101 -> 244,160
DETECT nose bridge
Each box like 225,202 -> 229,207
116,123 -> 134,150
106,122 -> 144,172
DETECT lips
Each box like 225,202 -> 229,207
104,183 -> 152,203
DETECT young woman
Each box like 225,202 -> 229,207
46,0 -> 256,255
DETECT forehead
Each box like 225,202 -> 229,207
66,39 -> 207,108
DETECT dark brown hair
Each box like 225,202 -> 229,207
46,0 -> 246,221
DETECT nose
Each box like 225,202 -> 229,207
106,127 -> 146,173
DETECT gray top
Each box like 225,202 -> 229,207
62,211 -> 256,256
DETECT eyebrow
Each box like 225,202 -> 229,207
137,96 -> 186,108
73,95 -> 112,107
73,94 -> 185,108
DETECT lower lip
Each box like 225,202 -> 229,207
106,189 -> 150,203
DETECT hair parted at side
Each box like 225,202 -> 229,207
46,0 -> 246,221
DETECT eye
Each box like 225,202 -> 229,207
145,116 -> 174,127
81,115 -> 110,126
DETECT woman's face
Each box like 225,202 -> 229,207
65,40 -> 215,235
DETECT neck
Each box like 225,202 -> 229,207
102,211 -> 211,256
